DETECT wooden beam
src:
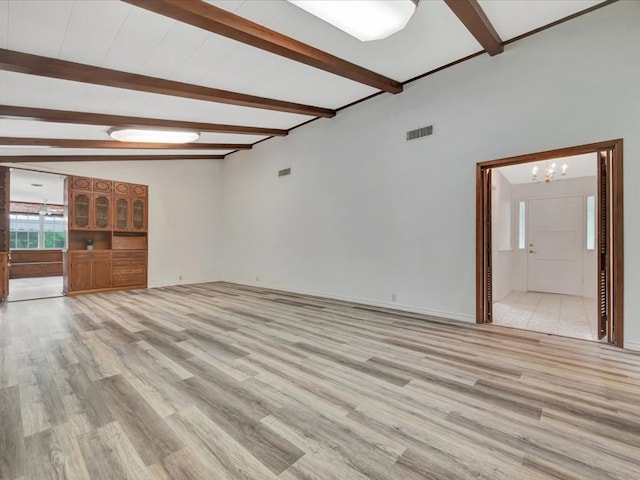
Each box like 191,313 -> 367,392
0,105 -> 288,137
0,137 -> 250,150
444,0 -> 503,56
122,0 -> 403,94
0,154 -> 224,163
0,49 -> 334,118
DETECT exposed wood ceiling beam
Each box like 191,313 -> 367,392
0,154 -> 225,163
0,137 -> 250,150
122,0 -> 403,94
0,49 -> 334,118
444,0 -> 503,56
0,105 -> 288,137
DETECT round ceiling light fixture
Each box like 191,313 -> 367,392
108,127 -> 200,144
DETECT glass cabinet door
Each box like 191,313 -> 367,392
94,194 -> 111,229
116,197 -> 130,231
72,192 -> 90,229
132,198 -> 146,231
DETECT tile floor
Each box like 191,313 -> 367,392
8,275 -> 63,302
493,290 -> 599,341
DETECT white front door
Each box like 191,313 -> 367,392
528,196 -> 583,296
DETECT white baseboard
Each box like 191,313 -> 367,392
624,341 -> 640,352
149,277 -> 221,289
221,277 -> 475,323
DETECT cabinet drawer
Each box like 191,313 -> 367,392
112,251 -> 146,266
113,266 -> 146,277
113,277 -> 146,288
69,251 -> 112,261
112,266 -> 146,287
112,260 -> 146,270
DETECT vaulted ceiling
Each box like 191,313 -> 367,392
0,0 -> 612,163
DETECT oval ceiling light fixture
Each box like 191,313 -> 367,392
108,127 -> 200,144
288,0 -> 418,42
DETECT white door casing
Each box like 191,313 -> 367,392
527,196 -> 584,296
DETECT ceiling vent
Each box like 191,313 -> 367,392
406,125 -> 433,141
278,167 -> 291,177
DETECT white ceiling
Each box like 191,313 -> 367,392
0,0 -> 608,159
498,152 -> 598,185
10,168 -> 65,204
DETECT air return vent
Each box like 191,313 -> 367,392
278,167 -> 291,177
406,125 -> 433,141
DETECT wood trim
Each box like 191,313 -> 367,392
0,154 -> 225,162
476,139 -> 624,347
444,0 -> 503,56
477,140 -> 623,168
123,0 -> 402,94
0,49 -> 335,118
0,105 -> 288,137
475,164 -> 485,323
610,139 -> 624,348
0,137 -> 250,150
504,0 -> 619,45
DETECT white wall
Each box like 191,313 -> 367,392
511,176 -> 597,298
221,1 -> 640,349
3,160 -> 224,288
492,169 -> 514,302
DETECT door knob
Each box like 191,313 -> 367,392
529,250 -> 536,254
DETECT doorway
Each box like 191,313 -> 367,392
2,168 -> 66,302
476,140 -> 624,347
490,154 -> 597,340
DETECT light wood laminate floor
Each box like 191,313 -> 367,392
1,282 -> 639,479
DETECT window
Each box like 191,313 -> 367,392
518,201 -> 526,249
586,195 -> 596,250
9,213 -> 66,249
43,216 -> 66,248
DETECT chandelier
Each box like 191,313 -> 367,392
532,161 -> 567,183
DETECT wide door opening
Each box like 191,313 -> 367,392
476,140 -> 623,347
3,167 -> 66,302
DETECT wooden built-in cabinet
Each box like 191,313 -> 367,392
112,250 -> 147,288
114,182 -> 147,233
64,175 -> 148,296
66,251 -> 112,293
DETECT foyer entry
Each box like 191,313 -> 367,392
476,140 -> 624,347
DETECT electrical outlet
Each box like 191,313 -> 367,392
256,276 -> 259,282
391,293 -> 397,302
179,275 -> 183,281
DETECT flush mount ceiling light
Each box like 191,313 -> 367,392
108,127 -> 200,144
288,0 -> 418,42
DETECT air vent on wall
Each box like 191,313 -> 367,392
406,125 -> 433,141
278,167 -> 291,177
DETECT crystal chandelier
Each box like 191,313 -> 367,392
532,161 -> 567,183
